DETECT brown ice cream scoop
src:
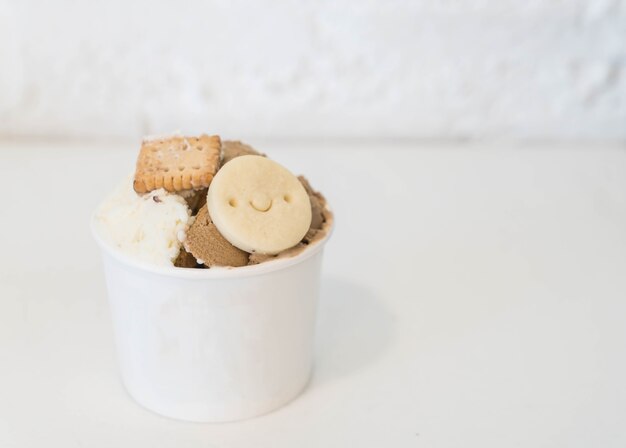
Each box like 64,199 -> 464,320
174,246 -> 202,268
221,140 -> 265,166
184,205 -> 249,267
180,188 -> 208,215
298,176 -> 325,230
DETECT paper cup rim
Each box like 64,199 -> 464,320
90,210 -> 333,280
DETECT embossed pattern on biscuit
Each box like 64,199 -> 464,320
133,135 -> 221,194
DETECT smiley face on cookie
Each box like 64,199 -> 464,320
207,155 -> 312,255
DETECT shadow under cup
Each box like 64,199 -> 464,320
91,217 -> 333,423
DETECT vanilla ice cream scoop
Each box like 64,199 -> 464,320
94,177 -> 191,266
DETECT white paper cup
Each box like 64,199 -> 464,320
91,217 -> 332,422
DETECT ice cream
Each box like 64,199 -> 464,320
94,178 -> 191,266
185,204 -> 249,267
221,140 -> 265,165
94,135 -> 332,268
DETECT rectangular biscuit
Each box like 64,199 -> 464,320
133,135 -> 221,194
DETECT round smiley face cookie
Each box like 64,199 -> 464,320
207,155 -> 312,255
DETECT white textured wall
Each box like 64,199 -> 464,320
0,0 -> 625,141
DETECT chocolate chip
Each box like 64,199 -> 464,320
153,196 -> 162,203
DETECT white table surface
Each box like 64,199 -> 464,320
1,141 -> 625,447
